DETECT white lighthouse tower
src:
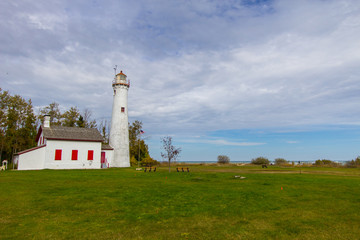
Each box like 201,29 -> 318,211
109,70 -> 130,167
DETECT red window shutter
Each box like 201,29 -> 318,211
88,150 -> 94,160
55,149 -> 62,160
71,150 -> 78,160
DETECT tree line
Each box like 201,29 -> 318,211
0,88 -> 152,166
0,89 -> 37,161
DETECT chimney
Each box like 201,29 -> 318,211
44,115 -> 50,128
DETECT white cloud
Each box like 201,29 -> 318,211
1,0 -> 360,136
182,138 -> 266,146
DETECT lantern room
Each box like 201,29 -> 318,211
113,71 -> 129,87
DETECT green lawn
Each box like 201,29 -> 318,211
1,166 -> 360,239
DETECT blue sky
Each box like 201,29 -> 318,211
1,0 -> 360,162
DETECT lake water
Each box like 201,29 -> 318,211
176,160 -> 349,164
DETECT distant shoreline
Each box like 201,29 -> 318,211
176,160 -> 350,164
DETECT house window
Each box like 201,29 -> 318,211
71,150 -> 78,161
87,150 -> 94,160
55,149 -> 62,160
121,107 -> 125,112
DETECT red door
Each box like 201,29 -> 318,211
101,152 -> 106,168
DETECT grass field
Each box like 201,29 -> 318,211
1,165 -> 360,239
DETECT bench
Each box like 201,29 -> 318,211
176,167 -> 189,172
262,164 -> 268,168
144,167 -> 156,172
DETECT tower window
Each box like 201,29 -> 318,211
121,107 -> 125,112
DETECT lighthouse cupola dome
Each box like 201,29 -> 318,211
113,70 -> 129,87
117,70 -> 127,79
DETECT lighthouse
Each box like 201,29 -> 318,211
109,70 -> 130,167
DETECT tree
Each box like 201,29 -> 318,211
76,115 -> 86,128
7,96 -> 37,159
251,156 -> 270,165
161,136 -> 181,172
345,156 -> 360,168
274,158 -> 288,165
39,104 -> 97,129
82,109 -> 97,128
129,120 -> 142,145
129,120 -> 150,166
62,107 -> 80,127
0,89 -> 37,161
217,155 -> 230,164
98,119 -> 109,144
141,156 -> 159,167
314,159 -> 333,166
39,102 -> 62,125
0,89 -> 10,160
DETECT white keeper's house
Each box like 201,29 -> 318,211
15,116 -> 113,170
14,69 -> 130,170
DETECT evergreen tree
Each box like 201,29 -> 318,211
77,115 -> 86,128
62,107 -> 80,127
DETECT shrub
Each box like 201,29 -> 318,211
345,156 -> 360,168
217,155 -> 230,164
251,157 -> 269,165
141,157 -> 159,167
130,156 -> 137,166
274,158 -> 289,165
314,159 -> 332,166
314,159 -> 341,167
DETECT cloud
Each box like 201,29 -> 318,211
1,0 -> 360,137
204,139 -> 266,146
184,137 -> 265,146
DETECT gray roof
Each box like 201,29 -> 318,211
101,144 -> 114,150
41,126 -> 103,142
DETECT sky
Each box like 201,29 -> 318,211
1,0 -> 360,162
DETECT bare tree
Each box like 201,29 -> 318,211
83,108 -> 97,128
97,119 -> 109,144
161,136 -> 181,173
217,155 -> 230,164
